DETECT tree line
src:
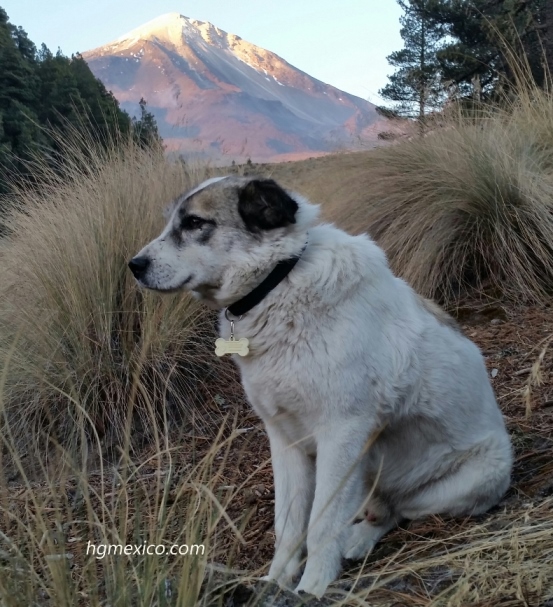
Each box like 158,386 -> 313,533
380,0 -> 550,122
0,7 -> 161,194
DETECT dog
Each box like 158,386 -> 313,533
129,176 -> 512,598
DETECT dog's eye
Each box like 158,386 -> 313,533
181,215 -> 206,230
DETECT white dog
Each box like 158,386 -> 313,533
129,176 -> 512,597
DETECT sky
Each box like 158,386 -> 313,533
3,1 -> 403,103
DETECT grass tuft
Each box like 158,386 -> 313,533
325,92 -> 553,306
0,131 -> 227,463
0,398 -> 256,607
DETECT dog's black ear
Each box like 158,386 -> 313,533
238,179 -> 298,232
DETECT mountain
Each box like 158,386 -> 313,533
82,13 -> 387,162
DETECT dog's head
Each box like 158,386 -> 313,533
129,175 -> 317,306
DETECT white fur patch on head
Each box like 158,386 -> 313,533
184,176 -> 230,200
163,176 -> 230,220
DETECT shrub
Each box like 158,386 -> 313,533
327,89 -> 553,306
0,131 -> 228,459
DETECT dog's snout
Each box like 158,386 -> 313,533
128,256 -> 150,279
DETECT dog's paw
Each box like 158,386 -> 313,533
343,520 -> 378,560
264,555 -> 301,589
344,534 -> 376,560
294,577 -> 328,599
294,557 -> 339,599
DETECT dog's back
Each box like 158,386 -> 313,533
314,227 -> 512,518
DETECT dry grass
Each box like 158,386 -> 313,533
0,395 -> 263,606
523,334 -> 553,419
0,131 -> 229,465
0,130 -> 262,606
340,498 -> 553,606
332,102 -> 553,306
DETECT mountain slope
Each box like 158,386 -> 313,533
83,13 -> 387,161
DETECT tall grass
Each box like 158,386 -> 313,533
0,384 -> 262,606
318,86 -> 553,306
0,131 -> 229,464
0,131 -> 263,605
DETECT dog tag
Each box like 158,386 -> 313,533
215,311 -> 249,356
215,337 -> 249,357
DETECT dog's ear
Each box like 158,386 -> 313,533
238,179 -> 298,232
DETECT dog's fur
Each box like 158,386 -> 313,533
130,176 -> 513,597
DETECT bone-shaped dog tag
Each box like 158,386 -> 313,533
215,337 -> 249,357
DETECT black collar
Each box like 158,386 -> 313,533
226,241 -> 307,318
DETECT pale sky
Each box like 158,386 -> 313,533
3,1 -> 403,103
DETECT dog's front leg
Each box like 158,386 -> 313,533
264,421 -> 315,587
295,421 -> 371,598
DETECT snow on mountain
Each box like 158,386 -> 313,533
83,13 -> 387,161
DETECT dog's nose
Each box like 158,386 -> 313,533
128,256 -> 150,279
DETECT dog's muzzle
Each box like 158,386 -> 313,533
128,256 -> 150,280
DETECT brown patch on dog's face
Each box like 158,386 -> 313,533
163,176 -> 300,251
164,178 -> 243,249
171,176 -> 299,234
182,184 -> 234,217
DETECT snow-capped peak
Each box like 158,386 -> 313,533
115,13 -> 185,45
112,13 -> 231,50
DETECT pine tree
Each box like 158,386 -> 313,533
132,98 -> 163,150
429,0 -> 546,97
0,12 -> 43,191
380,0 -> 446,123
36,51 -> 82,128
0,7 -> 162,194
69,53 -> 131,140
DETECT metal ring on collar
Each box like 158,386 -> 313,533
225,308 -> 243,322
